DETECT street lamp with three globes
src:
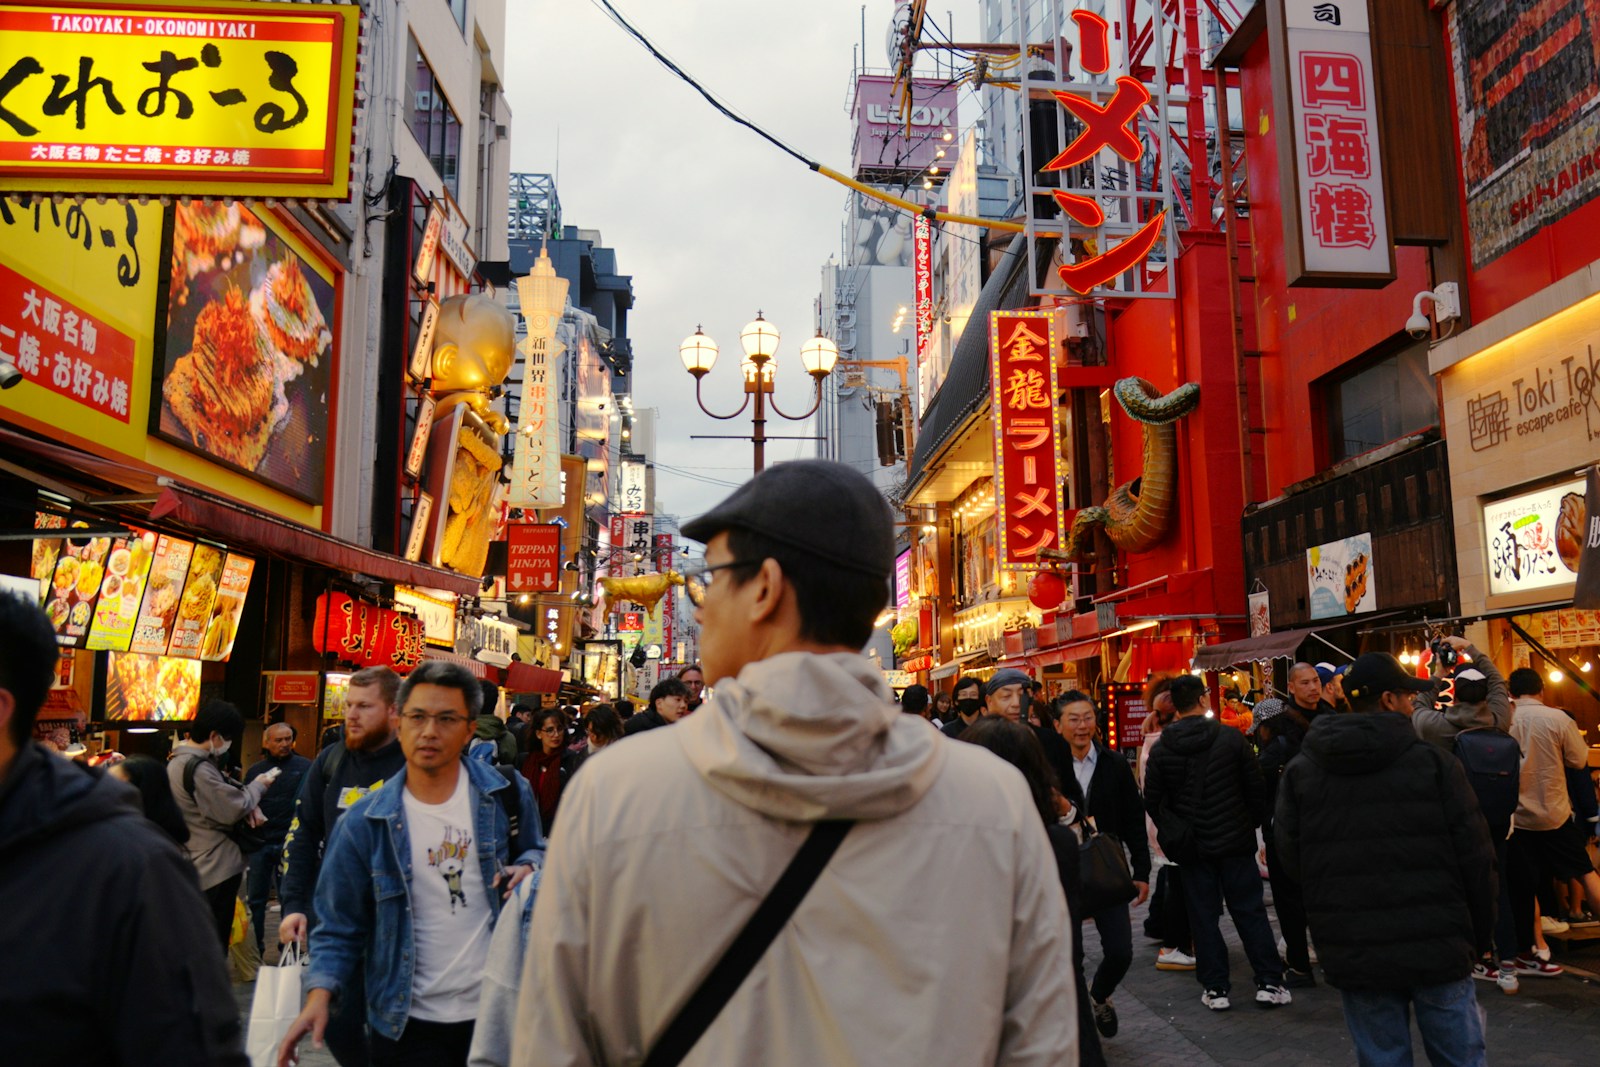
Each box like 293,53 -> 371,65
679,312 -> 839,473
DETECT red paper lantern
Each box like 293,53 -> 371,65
1028,569 -> 1067,611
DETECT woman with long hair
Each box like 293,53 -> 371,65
960,718 -> 1107,1067
521,709 -> 580,833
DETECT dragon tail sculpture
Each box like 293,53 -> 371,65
1059,377 -> 1200,560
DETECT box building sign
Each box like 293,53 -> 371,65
1268,0 -> 1395,286
0,1 -> 360,199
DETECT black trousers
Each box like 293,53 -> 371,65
1264,835 -> 1310,971
369,1019 -> 474,1067
202,872 -> 243,953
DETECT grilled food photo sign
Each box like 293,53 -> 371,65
1306,532 -> 1375,620
0,1 -> 360,198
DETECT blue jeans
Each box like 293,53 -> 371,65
1341,977 -> 1487,1067
1182,853 -> 1284,993
245,842 -> 284,953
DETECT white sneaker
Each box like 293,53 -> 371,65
1156,947 -> 1197,971
1496,966 -> 1520,995
1202,989 -> 1231,1011
1256,984 -> 1292,1008
1541,915 -> 1571,934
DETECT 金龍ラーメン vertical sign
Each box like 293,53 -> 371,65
989,310 -> 1064,568
1270,0 -> 1394,285
510,245 -> 568,508
0,2 -> 360,199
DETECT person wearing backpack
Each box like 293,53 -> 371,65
472,681 -> 518,767
1506,667 -> 1600,976
1412,636 -> 1510,748
1277,651 -> 1496,1067
277,660 -> 544,1067
277,665 -> 407,1066
168,699 -> 278,951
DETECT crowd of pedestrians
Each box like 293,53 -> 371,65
2,459 -> 1598,1067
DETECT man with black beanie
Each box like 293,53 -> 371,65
1277,651 -> 1495,1065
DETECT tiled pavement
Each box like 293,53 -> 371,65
236,898 -> 1600,1065
1091,895 -> 1600,1066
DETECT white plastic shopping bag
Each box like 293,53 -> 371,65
247,943 -> 307,1067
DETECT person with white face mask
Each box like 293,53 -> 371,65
168,699 -> 277,950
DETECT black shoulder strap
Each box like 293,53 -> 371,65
495,765 -> 521,839
181,753 -> 203,798
318,742 -> 346,787
642,820 -> 854,1067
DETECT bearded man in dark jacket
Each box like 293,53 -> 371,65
0,594 -> 246,1066
1276,652 -> 1495,1067
1144,675 -> 1289,1012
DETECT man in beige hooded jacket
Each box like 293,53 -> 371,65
511,461 -> 1076,1066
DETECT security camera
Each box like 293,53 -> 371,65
1407,282 -> 1461,341
0,359 -> 21,390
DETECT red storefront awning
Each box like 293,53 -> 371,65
421,649 -> 494,681
150,484 -> 483,596
505,661 -> 562,694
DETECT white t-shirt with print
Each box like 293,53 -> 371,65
403,772 -> 493,1022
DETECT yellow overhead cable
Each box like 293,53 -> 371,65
812,164 -> 1026,233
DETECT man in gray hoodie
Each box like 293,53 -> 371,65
1412,635 -> 1511,749
511,461 -> 1077,1067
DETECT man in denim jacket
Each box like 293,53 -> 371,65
278,660 -> 544,1067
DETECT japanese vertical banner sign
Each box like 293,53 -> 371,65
652,533 -> 675,660
510,245 -> 568,508
0,1 -> 360,198
1270,0 -> 1394,284
989,310 -> 1064,569
913,215 -> 933,371
506,522 -> 561,594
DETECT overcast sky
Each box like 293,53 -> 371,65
504,0 -> 972,527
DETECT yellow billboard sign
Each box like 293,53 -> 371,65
0,1 -> 358,198
0,195 -> 321,525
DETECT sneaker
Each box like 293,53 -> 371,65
1541,915 -> 1571,934
1090,996 -> 1119,1038
1202,989 -> 1231,1011
1532,945 -> 1552,963
1512,955 -> 1565,977
1569,912 -> 1600,927
1471,961 -> 1496,982
1156,947 -> 1197,971
1283,967 -> 1317,989
1497,966 -> 1520,995
1256,984 -> 1293,1008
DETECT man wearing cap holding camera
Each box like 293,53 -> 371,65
1412,635 -> 1510,749
1276,652 -> 1495,1066
512,460 -> 1077,1066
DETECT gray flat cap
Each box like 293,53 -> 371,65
680,460 -> 896,578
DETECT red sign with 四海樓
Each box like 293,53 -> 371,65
506,523 -> 561,593
312,593 -> 425,672
989,310 -> 1064,569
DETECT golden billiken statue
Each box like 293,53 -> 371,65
427,294 -> 517,577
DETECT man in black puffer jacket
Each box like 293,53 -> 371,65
1144,675 -> 1288,1012
1276,652 -> 1495,1067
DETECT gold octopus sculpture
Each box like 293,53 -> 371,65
1043,377 -> 1201,561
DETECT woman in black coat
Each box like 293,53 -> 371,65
961,718 -> 1107,1067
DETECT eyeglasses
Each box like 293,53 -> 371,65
537,724 -> 563,735
684,560 -> 759,607
399,711 -> 468,729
